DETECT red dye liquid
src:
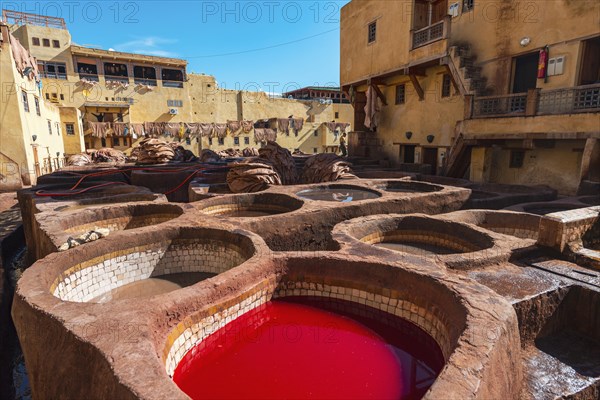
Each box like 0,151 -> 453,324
173,298 -> 443,400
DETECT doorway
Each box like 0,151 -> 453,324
512,52 -> 539,93
32,145 -> 40,177
353,91 -> 368,131
423,147 -> 438,175
402,145 -> 416,163
579,36 -> 600,85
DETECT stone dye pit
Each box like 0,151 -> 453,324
4,164 -> 599,400
173,297 -> 444,400
296,184 -> 381,202
333,214 -> 514,270
197,193 -> 303,218
51,227 -> 255,303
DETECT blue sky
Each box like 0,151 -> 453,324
2,1 -> 350,92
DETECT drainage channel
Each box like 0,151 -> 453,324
0,226 -> 31,400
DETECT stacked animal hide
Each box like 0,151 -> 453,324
92,148 -> 126,163
218,148 -> 243,158
258,141 -> 298,185
135,138 -> 176,164
226,159 -> 282,193
242,147 -> 260,157
128,146 -> 140,162
199,149 -> 222,163
66,153 -> 93,167
168,142 -> 198,162
301,153 -> 355,183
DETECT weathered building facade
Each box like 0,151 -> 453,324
1,9 -> 353,189
0,21 -> 79,188
341,0 -> 600,194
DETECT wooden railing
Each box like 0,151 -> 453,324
472,93 -> 527,118
470,84 -> 600,118
134,78 -> 158,86
2,10 -> 66,29
162,79 -> 184,88
78,73 -> 100,82
40,71 -> 67,80
411,17 -> 450,49
538,84 -> 600,115
104,75 -> 130,85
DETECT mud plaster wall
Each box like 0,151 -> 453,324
488,140 -> 584,195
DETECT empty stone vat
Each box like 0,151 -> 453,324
50,227 -> 256,303
197,193 -> 303,218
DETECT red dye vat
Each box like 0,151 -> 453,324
173,297 -> 444,400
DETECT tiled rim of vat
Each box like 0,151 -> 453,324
158,255 -> 522,400
438,210 -> 542,241
13,241 -> 521,399
294,183 -> 383,202
40,225 -> 264,303
194,192 -> 305,218
36,202 -> 195,255
332,214 -> 515,270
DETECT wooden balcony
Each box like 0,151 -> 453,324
470,84 -> 600,119
410,16 -> 450,50
2,10 -> 66,29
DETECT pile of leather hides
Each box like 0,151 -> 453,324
258,141 -> 298,185
300,153 -> 356,183
226,159 -> 281,193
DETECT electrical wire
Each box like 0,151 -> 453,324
185,28 -> 339,59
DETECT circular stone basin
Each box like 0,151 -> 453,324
199,193 -> 303,218
375,242 -> 457,255
91,272 -> 214,303
51,229 -> 254,303
376,180 -> 443,193
59,204 -> 185,237
296,185 -> 381,202
348,215 -> 494,256
173,297 -> 444,399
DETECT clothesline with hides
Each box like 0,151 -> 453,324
85,117 -> 317,143
323,122 -> 351,133
8,32 -> 40,82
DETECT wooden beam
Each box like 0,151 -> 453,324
442,59 -> 468,96
409,74 -> 424,101
371,84 -> 388,106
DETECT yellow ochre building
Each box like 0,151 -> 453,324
341,0 -> 599,194
0,10 -> 353,189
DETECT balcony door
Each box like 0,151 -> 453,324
413,0 -> 447,30
579,36 -> 600,85
512,53 -> 539,93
